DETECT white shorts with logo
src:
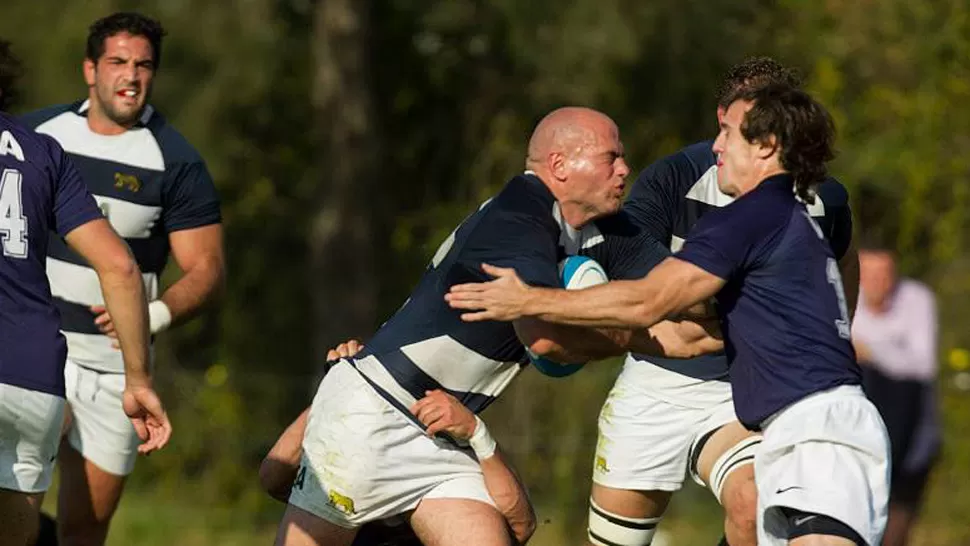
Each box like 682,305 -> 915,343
0,383 -> 65,493
756,385 -> 890,546
289,361 -> 495,528
64,360 -> 140,476
593,358 -> 737,492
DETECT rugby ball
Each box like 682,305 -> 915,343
529,256 -> 608,378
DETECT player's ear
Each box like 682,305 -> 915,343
549,152 -> 569,181
83,58 -> 97,87
757,134 -> 779,161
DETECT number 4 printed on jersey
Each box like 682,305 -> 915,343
0,168 -> 28,258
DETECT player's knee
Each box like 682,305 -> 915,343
722,471 -> 758,533
258,457 -> 296,503
587,497 -> 662,546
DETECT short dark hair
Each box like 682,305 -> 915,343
715,57 -> 801,109
86,12 -> 166,67
727,83 -> 836,203
0,39 -> 25,112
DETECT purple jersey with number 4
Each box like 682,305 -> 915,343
0,112 -> 102,397
677,174 -> 860,429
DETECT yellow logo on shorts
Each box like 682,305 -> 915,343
328,490 -> 356,515
595,455 -> 610,474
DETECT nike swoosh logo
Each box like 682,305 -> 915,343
793,515 -> 817,526
775,486 -> 803,494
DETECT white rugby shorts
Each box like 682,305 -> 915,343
592,358 -> 737,492
64,360 -> 141,476
756,385 -> 890,545
289,361 -> 495,527
0,383 -> 65,493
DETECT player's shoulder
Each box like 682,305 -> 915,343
1,111 -> 65,164
491,172 -> 557,216
18,102 -> 80,130
143,108 -> 207,166
815,176 -> 849,207
635,139 -> 715,188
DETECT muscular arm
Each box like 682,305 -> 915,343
66,219 -> 151,386
478,445 -> 537,544
515,317 -> 722,363
162,224 -> 225,325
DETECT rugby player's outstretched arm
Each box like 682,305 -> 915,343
515,317 -> 722,362
448,259 -> 725,330
66,218 -> 172,453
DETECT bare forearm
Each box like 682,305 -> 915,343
523,279 -> 673,329
627,319 -> 723,358
481,448 -> 536,544
100,264 -> 151,386
159,259 -> 223,324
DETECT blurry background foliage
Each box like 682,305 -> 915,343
3,0 -> 970,543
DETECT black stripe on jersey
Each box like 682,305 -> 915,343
66,154 -> 166,208
379,350 -> 498,414
54,298 -> 101,335
632,353 -> 730,381
48,232 -> 170,275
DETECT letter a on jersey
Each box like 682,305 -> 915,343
0,131 -> 25,162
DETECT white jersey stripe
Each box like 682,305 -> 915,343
92,195 -> 162,239
399,335 -> 521,397
35,112 -> 165,171
47,257 -> 159,306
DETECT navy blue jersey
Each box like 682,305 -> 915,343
677,174 -> 860,429
0,112 -> 102,396
21,101 -> 221,372
352,173 -> 668,428
623,140 -> 853,380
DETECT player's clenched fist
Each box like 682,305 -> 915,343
326,339 -> 364,361
409,389 -> 477,440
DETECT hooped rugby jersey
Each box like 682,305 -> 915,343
0,112 -> 102,396
352,173 -> 669,429
21,101 -> 221,373
623,140 -> 852,381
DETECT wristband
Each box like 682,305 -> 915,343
148,300 -> 172,334
468,415 -> 497,460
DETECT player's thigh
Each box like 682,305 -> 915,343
57,440 -> 127,531
0,488 -> 43,545
411,498 -> 512,546
275,503 -> 358,546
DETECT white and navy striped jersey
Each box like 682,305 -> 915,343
352,173 -> 669,428
21,101 -> 221,373
624,140 -> 853,381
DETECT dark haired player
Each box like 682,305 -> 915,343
569,57 -> 858,546
20,12 -> 224,546
448,84 -> 890,545
0,39 -> 171,546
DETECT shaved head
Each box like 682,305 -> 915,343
524,106 -> 629,228
527,107 -> 614,167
